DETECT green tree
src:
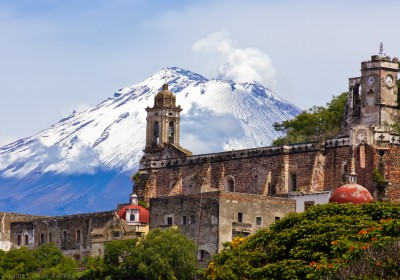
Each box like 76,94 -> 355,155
79,256 -> 108,280
273,92 -> 348,145
0,244 -> 77,279
133,228 -> 197,280
204,202 -> 400,280
33,243 -> 77,278
1,247 -> 38,275
79,228 -> 197,280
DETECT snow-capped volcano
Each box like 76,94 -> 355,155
0,67 -> 301,215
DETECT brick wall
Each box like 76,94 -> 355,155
137,143 -> 351,202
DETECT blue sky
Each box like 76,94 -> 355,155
1,0 -> 400,146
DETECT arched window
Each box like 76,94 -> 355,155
224,176 -> 235,192
168,121 -> 175,144
63,231 -> 67,243
40,233 -> 45,244
153,121 -> 160,147
24,234 -> 29,245
130,214 -> 136,221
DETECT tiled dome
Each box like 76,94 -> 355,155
329,183 -> 373,204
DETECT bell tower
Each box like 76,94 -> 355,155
358,54 -> 399,126
142,83 -> 191,160
342,52 -> 399,137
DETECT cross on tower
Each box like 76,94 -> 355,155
162,69 -> 168,84
379,42 -> 385,57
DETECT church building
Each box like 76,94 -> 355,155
135,53 -> 400,262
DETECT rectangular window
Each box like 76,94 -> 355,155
290,173 -> 297,192
25,234 -> 29,245
189,215 -> 196,224
40,233 -> 45,244
304,201 -> 315,211
256,217 -> 262,226
113,232 -> 120,238
167,217 -> 173,225
76,230 -> 81,242
275,216 -> 280,221
197,250 -> 205,261
238,212 -> 243,223
181,216 -> 187,225
49,233 -> 52,243
17,235 -> 21,246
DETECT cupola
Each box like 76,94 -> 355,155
154,84 -> 177,108
329,183 -> 373,204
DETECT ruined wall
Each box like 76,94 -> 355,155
10,211 -> 116,258
323,141 -> 350,191
149,193 -> 219,264
138,143 -> 339,202
218,192 -> 295,251
384,144 -> 400,201
0,213 -> 44,251
354,144 -> 376,193
149,192 -> 295,256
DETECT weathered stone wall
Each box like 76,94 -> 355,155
149,193 -> 219,262
0,213 -> 44,251
323,143 -> 350,191
149,192 -> 295,257
218,192 -> 295,251
137,143 -> 352,203
10,211 -> 116,258
384,144 -> 400,201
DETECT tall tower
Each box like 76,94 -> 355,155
361,55 -> 399,125
354,55 -> 399,127
142,83 -> 191,160
342,54 -> 399,137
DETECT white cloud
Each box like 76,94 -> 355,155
192,31 -> 277,89
181,104 -> 244,154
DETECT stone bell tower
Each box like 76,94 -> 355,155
358,55 -> 399,126
142,83 -> 191,161
136,83 -> 192,202
342,53 -> 399,138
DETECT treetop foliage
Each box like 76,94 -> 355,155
80,228 -> 197,280
204,202 -> 400,280
0,228 -> 197,280
273,92 -> 348,145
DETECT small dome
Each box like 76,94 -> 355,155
154,84 -> 176,108
117,205 -> 149,224
156,83 -> 174,98
329,183 -> 373,204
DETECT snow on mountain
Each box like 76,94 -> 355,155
0,67 -> 301,215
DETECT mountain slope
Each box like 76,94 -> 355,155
0,67 -> 301,215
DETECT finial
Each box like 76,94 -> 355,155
348,172 -> 357,184
379,42 -> 385,57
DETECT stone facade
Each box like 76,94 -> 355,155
8,206 -> 149,258
136,53 -> 400,260
0,213 -> 44,251
150,192 -> 295,265
2,53 -> 399,264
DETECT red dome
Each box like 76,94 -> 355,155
330,183 -> 374,204
117,205 -> 149,224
